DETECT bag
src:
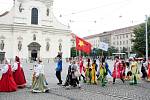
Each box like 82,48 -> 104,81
74,71 -> 81,77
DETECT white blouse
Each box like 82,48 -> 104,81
0,65 -> 9,80
12,62 -> 23,71
34,64 -> 45,77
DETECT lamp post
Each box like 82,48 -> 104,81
145,15 -> 148,62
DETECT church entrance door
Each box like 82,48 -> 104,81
31,50 -> 37,61
28,42 -> 41,62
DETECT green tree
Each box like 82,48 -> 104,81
132,17 -> 150,57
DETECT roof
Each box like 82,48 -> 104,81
83,25 -> 139,39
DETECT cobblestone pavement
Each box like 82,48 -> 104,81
0,60 -> 150,100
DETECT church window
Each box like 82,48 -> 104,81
31,8 -> 38,25
33,34 -> 36,41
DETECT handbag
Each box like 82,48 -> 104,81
74,71 -> 81,77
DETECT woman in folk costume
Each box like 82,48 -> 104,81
98,57 -> 111,86
31,58 -> 49,93
78,57 -> 86,82
112,56 -> 124,84
130,58 -> 140,85
12,56 -> 26,88
91,59 -> 97,84
0,59 -> 17,92
147,60 -> 150,81
85,58 -> 92,83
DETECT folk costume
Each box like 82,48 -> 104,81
91,60 -> 97,84
79,57 -> 86,82
31,60 -> 49,93
85,59 -> 92,83
130,60 -> 139,85
147,61 -> 150,81
0,62 -> 17,92
99,63 -> 107,86
13,56 -> 26,88
112,57 -> 124,84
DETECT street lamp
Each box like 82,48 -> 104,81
145,15 -> 148,62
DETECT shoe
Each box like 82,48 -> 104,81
57,82 -> 62,85
77,84 -> 81,88
113,82 -> 115,84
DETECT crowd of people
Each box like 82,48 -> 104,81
1,55 -> 150,93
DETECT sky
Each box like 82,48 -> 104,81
0,0 -> 150,37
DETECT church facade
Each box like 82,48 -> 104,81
0,0 -> 72,62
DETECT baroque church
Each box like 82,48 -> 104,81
0,0 -> 72,62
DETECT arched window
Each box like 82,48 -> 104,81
31,8 -> 38,24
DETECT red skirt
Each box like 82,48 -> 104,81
0,74 -> 17,92
13,68 -> 26,88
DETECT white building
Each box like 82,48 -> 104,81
84,25 -> 137,54
0,0 -> 72,62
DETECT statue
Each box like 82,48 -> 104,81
33,34 -> 36,41
47,8 -> 49,16
46,42 -> 50,51
0,40 -> 4,51
59,43 -> 62,52
18,41 -> 22,51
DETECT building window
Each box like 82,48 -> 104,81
126,40 -> 128,44
120,41 -> 122,45
31,8 -> 38,25
123,41 -> 125,45
126,34 -> 128,38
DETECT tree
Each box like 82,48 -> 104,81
132,17 -> 150,57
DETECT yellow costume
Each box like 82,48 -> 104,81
91,63 -> 97,84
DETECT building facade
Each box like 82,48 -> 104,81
0,0 -> 72,62
84,25 -> 137,54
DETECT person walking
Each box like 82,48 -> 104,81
0,59 -> 17,92
31,58 -> 49,93
56,55 -> 63,85
112,56 -> 124,84
12,56 -> 26,88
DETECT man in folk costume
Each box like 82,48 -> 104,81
31,58 -> 49,93
130,58 -> 140,85
0,59 -> 17,92
85,58 -> 92,83
112,56 -> 124,84
91,59 -> 97,84
12,56 -> 26,88
78,56 -> 86,82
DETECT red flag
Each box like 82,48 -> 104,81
76,36 -> 91,54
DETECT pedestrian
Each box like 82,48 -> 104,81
112,56 -> 124,84
91,59 -> 97,84
85,58 -> 92,83
71,60 -> 81,88
130,58 -> 140,85
0,59 -> 17,92
78,56 -> 86,82
98,57 -> 108,86
12,56 -> 26,88
55,55 -> 63,85
31,58 -> 49,93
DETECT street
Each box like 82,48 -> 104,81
0,60 -> 150,100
